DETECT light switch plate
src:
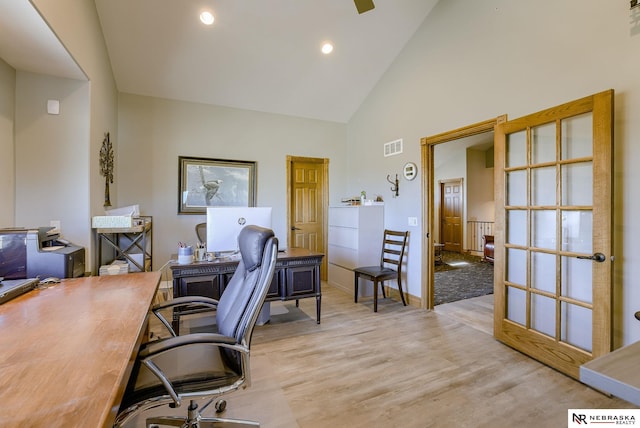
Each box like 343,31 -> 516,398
47,99 -> 60,115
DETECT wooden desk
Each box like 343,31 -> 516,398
580,340 -> 640,406
170,248 -> 324,330
0,272 -> 161,427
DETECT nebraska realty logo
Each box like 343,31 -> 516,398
569,409 -> 639,425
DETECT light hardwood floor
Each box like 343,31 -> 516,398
133,285 -> 634,428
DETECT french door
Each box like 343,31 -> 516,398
493,90 -> 614,379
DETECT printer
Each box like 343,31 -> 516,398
0,227 -> 85,280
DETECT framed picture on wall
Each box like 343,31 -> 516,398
178,156 -> 257,214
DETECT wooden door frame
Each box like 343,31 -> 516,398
420,116 -> 507,309
286,155 -> 329,280
439,177 -> 464,253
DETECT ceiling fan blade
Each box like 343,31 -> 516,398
354,0 -> 375,14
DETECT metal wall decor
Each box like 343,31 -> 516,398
99,132 -> 114,207
387,173 -> 399,197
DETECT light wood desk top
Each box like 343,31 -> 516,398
580,340 -> 640,406
0,272 -> 161,428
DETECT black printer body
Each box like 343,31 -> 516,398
0,227 -> 85,280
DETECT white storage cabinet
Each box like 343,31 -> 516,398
327,205 -> 383,297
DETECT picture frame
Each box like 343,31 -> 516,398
178,156 -> 257,214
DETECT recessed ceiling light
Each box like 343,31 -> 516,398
321,42 -> 334,55
200,10 -> 215,25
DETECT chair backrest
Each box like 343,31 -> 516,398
380,230 -> 408,273
195,222 -> 207,244
215,225 -> 278,346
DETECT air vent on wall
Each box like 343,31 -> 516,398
384,139 -> 403,157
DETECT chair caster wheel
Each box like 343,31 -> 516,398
215,399 -> 227,413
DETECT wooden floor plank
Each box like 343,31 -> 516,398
131,284 -> 633,427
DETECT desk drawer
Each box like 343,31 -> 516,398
328,226 -> 358,249
285,265 -> 317,297
266,268 -> 284,299
328,245 -> 358,269
175,274 -> 228,299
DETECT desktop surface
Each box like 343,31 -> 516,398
173,247 -> 322,265
0,272 -> 161,427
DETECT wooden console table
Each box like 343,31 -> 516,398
0,272 -> 161,427
170,248 -> 323,330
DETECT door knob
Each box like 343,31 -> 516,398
577,252 -> 606,262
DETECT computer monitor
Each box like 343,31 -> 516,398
206,206 -> 272,255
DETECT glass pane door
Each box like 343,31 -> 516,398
494,91 -> 613,379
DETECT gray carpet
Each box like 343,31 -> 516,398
434,251 -> 494,305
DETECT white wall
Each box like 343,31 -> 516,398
116,93 -> 348,267
466,149 -> 494,223
31,0 -> 119,219
14,72 -> 90,251
1,0 -> 119,269
0,58 -> 15,227
467,148 -> 494,253
346,0 -> 640,346
433,144 -> 466,246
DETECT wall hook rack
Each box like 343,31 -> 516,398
387,174 -> 399,197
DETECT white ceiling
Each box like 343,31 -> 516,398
95,0 -> 439,123
0,0 -> 439,123
0,0 -> 86,81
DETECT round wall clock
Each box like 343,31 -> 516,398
403,162 -> 417,181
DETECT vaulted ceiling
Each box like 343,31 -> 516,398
1,0 -> 440,123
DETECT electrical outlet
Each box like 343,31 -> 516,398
408,217 -> 418,227
50,220 -> 61,233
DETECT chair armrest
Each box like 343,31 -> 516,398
137,333 -> 249,407
152,296 -> 219,312
139,333 -> 242,358
151,296 -> 220,337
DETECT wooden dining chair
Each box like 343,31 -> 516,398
353,229 -> 409,312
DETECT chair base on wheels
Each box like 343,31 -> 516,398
147,400 -> 259,428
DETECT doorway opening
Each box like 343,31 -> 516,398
421,116 -> 506,311
286,156 -> 329,281
433,134 -> 495,307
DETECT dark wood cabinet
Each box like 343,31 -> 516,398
266,268 -> 284,300
286,266 -> 317,297
174,274 -> 229,300
170,248 -> 323,328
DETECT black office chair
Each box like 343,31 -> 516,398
353,230 -> 408,312
195,222 -> 207,244
114,225 -> 278,428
